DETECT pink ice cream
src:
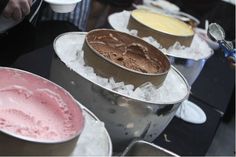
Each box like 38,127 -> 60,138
0,68 -> 84,142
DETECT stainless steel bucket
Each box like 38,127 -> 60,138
168,56 -> 207,86
50,32 -> 190,152
50,57 -> 189,152
121,140 -> 179,156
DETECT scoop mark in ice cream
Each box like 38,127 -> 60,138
88,32 -> 165,73
0,69 -> 83,142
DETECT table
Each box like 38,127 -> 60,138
191,50 -> 235,115
154,96 -> 221,156
11,45 -> 231,156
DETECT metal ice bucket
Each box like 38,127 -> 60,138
49,56 -> 189,152
168,56 -> 207,86
49,32 -> 190,152
121,140 -> 179,156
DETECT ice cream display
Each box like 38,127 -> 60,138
55,32 -> 188,104
108,11 -> 213,61
0,68 -> 84,142
51,32 -> 190,150
127,9 -> 194,48
83,29 -> 170,88
87,32 -> 166,73
131,9 -> 194,36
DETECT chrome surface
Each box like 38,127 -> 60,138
207,23 -> 233,51
121,140 -> 180,156
50,52 -> 189,152
72,104 -> 113,156
207,23 -> 225,42
207,23 -> 235,63
168,56 -> 206,86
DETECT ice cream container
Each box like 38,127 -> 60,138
127,9 -> 194,48
83,29 -> 170,88
0,67 -> 84,155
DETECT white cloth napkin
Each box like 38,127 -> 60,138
175,100 -> 207,124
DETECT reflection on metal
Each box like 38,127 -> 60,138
168,56 -> 206,86
50,52 -> 188,152
207,23 -> 235,63
121,140 -> 179,156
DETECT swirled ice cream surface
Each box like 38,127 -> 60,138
0,68 -> 84,142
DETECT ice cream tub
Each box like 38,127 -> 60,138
0,67 -> 85,155
83,29 -> 170,88
127,9 -> 194,48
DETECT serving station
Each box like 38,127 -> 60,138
0,0 -> 234,156
10,34 -> 234,156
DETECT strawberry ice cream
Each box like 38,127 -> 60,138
0,68 -> 84,142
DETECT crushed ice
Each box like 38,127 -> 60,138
110,10 -> 213,60
55,33 -> 188,104
141,33 -> 213,61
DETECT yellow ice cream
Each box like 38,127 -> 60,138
131,9 -> 194,36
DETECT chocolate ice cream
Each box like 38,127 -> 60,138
87,32 -> 166,73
